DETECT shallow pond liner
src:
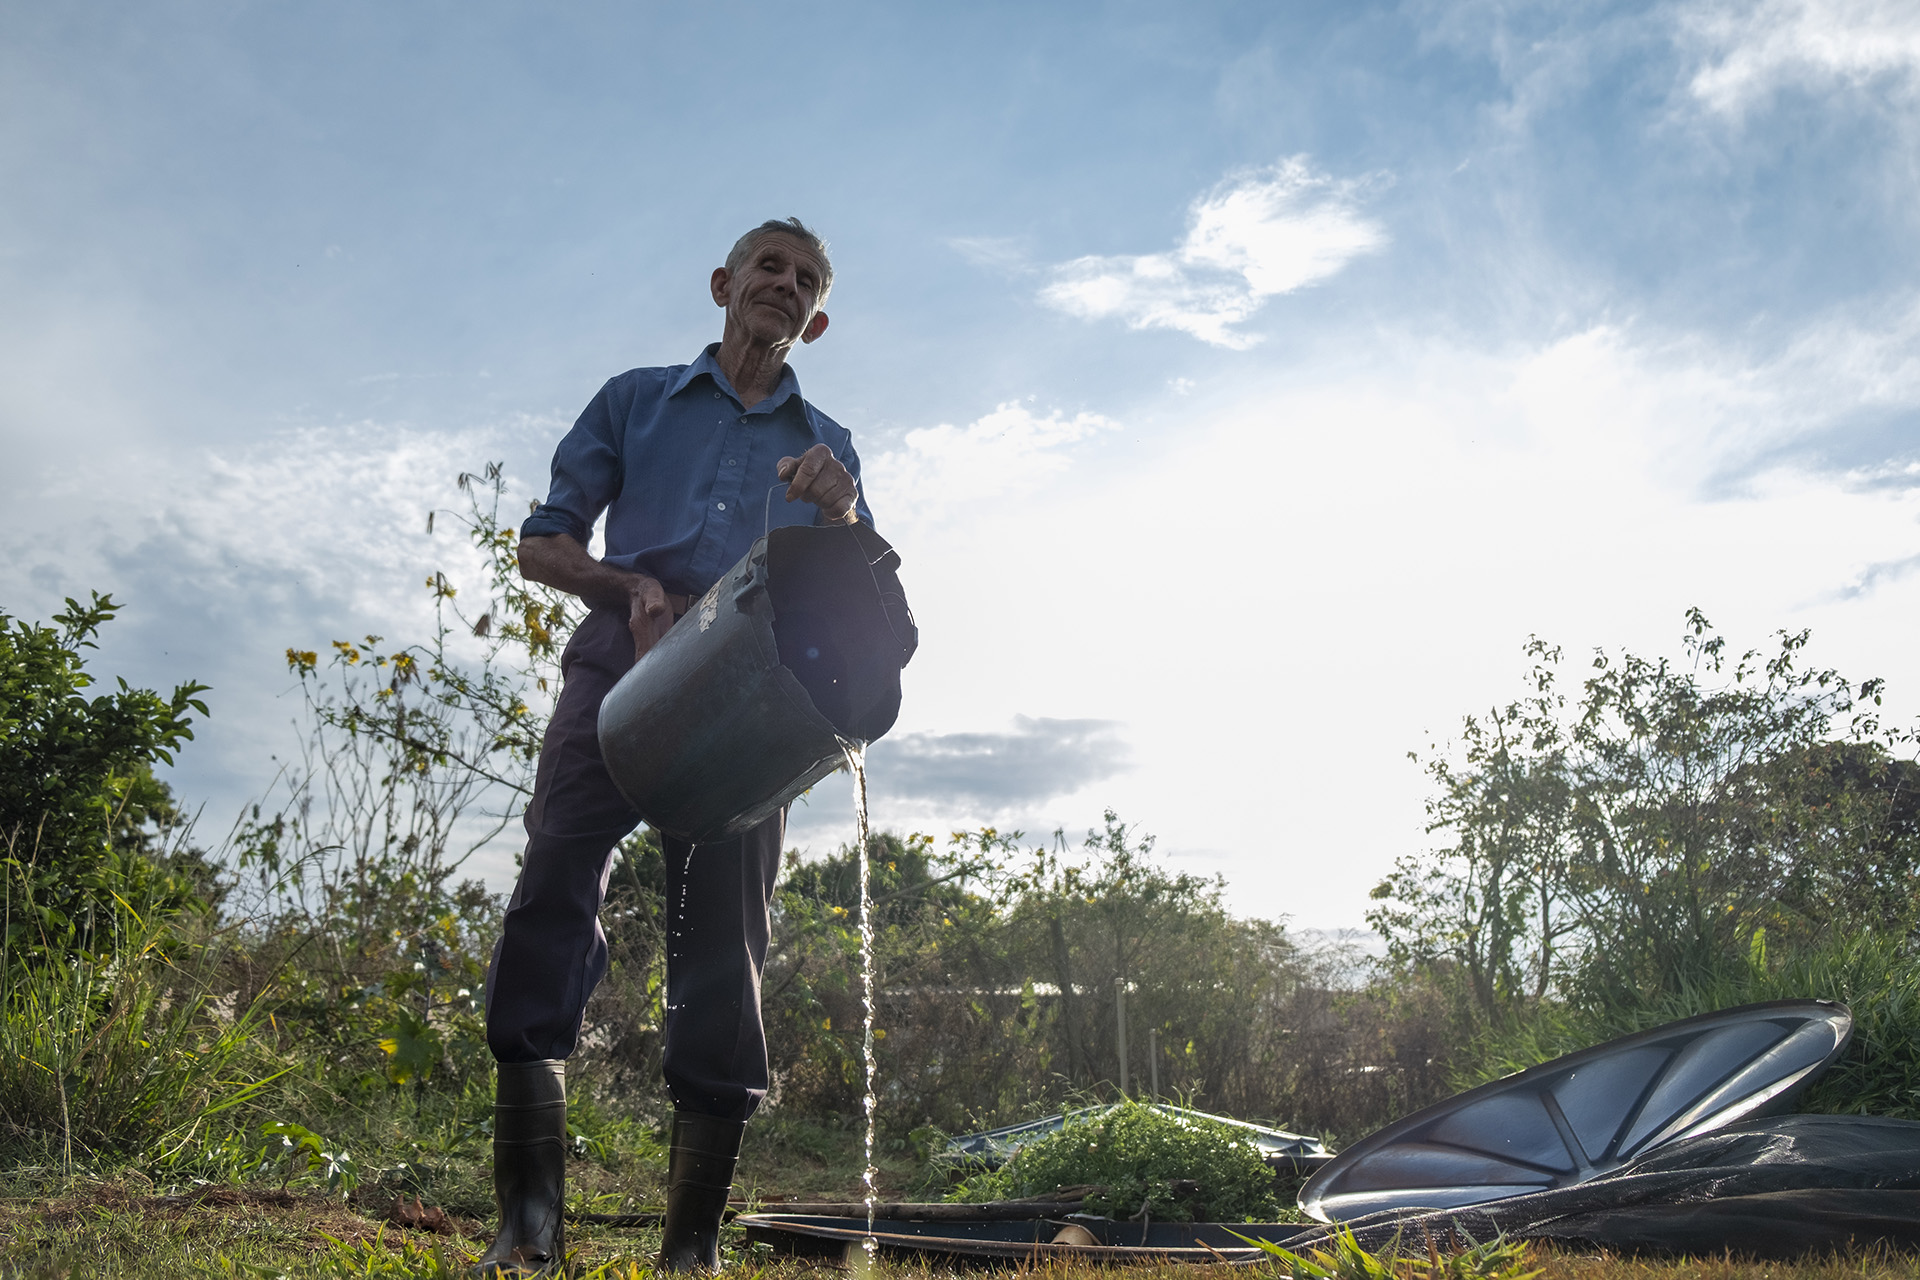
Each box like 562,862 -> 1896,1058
735,1211 -> 1302,1263
942,1102 -> 1333,1175
1299,999 -> 1854,1222
1273,1115 -> 1920,1260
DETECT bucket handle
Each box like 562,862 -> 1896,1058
761,472 -> 870,539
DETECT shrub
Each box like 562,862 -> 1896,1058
949,1099 -> 1280,1222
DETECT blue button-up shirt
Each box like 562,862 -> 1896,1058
521,345 -> 875,596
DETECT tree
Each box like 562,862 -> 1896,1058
1004,811 -> 1297,1100
1370,610 -> 1919,1024
1369,640 -> 1575,1023
0,593 -> 211,958
1557,611 -> 1901,1002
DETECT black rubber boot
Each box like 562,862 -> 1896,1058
659,1112 -> 745,1274
475,1060 -> 568,1278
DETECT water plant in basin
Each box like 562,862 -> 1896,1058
948,1098 -> 1282,1222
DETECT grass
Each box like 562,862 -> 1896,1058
737,1113 -> 929,1204
0,908 -> 286,1174
6,1188 -> 1920,1280
0,1109 -> 926,1277
4,1119 -> 1919,1279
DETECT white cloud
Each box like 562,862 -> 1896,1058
872,715 -> 1132,808
1037,158 -> 1388,349
1772,294 -> 1920,412
864,401 -> 1118,519
38,421 -> 537,628
2,417 -> 562,888
1683,0 -> 1920,117
946,235 -> 1030,272
826,299 -> 1920,927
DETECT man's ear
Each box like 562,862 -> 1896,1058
800,311 -> 830,344
710,266 -> 731,307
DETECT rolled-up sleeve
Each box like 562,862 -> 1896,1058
521,379 -> 625,543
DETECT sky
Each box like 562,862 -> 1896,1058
6,0 -> 1920,932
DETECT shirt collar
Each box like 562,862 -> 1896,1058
669,343 -> 805,415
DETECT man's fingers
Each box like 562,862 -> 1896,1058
629,605 -> 657,661
629,579 -> 671,660
823,467 -> 857,520
782,443 -> 858,516
816,472 -> 852,520
776,445 -> 857,518
786,445 -> 828,502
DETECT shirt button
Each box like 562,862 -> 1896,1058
726,459 -> 736,466
712,392 -> 721,399
716,501 -> 726,511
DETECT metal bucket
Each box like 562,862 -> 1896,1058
596,521 -> 916,843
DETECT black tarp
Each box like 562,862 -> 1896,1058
743,1117 -> 1920,1264
1275,1115 -> 1920,1260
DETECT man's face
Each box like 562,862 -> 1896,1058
713,233 -> 830,349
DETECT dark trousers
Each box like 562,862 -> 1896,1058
485,608 -> 785,1122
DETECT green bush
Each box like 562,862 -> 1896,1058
949,1099 -> 1280,1222
1458,925 -> 1920,1120
0,593 -> 214,961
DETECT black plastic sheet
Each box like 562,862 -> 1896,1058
1279,1115 -> 1920,1260
1298,1000 -> 1855,1222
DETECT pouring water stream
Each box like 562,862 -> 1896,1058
836,738 -> 880,1262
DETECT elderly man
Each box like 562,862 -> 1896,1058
478,218 -> 870,1278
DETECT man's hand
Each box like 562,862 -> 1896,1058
776,443 -> 859,525
519,533 -> 678,662
624,574 -> 676,661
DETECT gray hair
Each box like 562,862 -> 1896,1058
725,217 -> 834,304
